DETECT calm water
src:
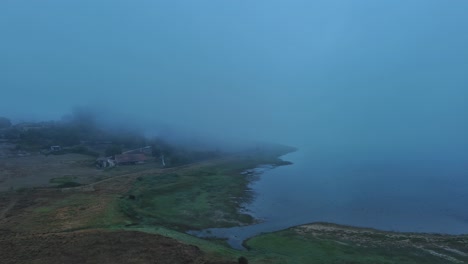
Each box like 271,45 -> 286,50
191,150 -> 468,249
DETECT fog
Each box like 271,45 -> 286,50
1,0 -> 468,158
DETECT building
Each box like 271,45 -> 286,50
122,146 -> 152,155
96,157 -> 116,168
114,153 -> 149,165
50,146 -> 62,152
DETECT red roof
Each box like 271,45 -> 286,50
115,154 -> 148,164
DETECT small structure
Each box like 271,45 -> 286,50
114,153 -> 148,165
96,157 -> 115,169
122,146 -> 152,155
50,145 -> 62,152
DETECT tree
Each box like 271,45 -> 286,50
0,117 -> 12,129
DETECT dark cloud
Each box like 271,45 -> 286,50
1,0 -> 467,156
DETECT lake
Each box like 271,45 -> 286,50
191,149 -> 468,249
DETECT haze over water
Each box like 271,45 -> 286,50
252,151 -> 467,229
195,149 -> 468,249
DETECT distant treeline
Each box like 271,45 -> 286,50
0,113 -> 222,167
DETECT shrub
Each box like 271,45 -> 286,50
56,182 -> 82,188
238,256 -> 248,264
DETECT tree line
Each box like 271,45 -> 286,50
0,114 -> 222,167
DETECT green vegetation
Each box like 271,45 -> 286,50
3,142 -> 468,264
72,219 -> 465,264
122,226 -> 244,260
121,168 -> 254,230
243,224 -> 468,264
49,176 -> 78,184
115,144 -> 468,264
119,147 -> 293,231
49,176 -> 82,188
3,110 -> 225,166
26,193 -> 131,233
55,182 -> 82,188
121,225 -> 277,264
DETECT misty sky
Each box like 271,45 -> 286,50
1,0 -> 468,155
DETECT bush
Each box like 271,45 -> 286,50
238,256 -> 248,264
56,182 -> 82,188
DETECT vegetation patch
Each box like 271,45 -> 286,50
49,176 -> 83,188
119,145 -> 296,231
9,193 -> 131,233
49,176 -> 77,184
244,223 -> 468,264
55,181 -> 82,188
120,164 -> 256,230
3,142 -> 468,264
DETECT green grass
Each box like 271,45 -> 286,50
33,206 -> 54,214
10,144 -> 468,264
49,176 -> 82,188
243,227 -> 468,264
29,193 -> 131,232
120,164 -> 256,230
116,145 -> 464,263
122,226 -> 243,259
120,225 -> 288,264
119,145 -> 295,231
49,176 -> 77,184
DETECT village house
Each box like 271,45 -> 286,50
95,146 -> 152,168
122,146 -> 152,155
96,157 -> 116,168
114,153 -> 148,165
50,145 -> 62,152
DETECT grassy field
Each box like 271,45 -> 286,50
2,145 -> 468,264
119,146 -> 295,231
0,154 -> 97,192
243,223 -> 468,264
1,191 -> 131,233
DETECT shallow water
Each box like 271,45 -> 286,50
191,150 -> 468,249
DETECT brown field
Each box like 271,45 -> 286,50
0,154 -> 99,191
0,153 -> 243,264
0,229 -> 235,264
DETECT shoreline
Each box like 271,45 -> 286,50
242,222 -> 468,263
2,145 -> 467,263
189,148 -> 468,251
